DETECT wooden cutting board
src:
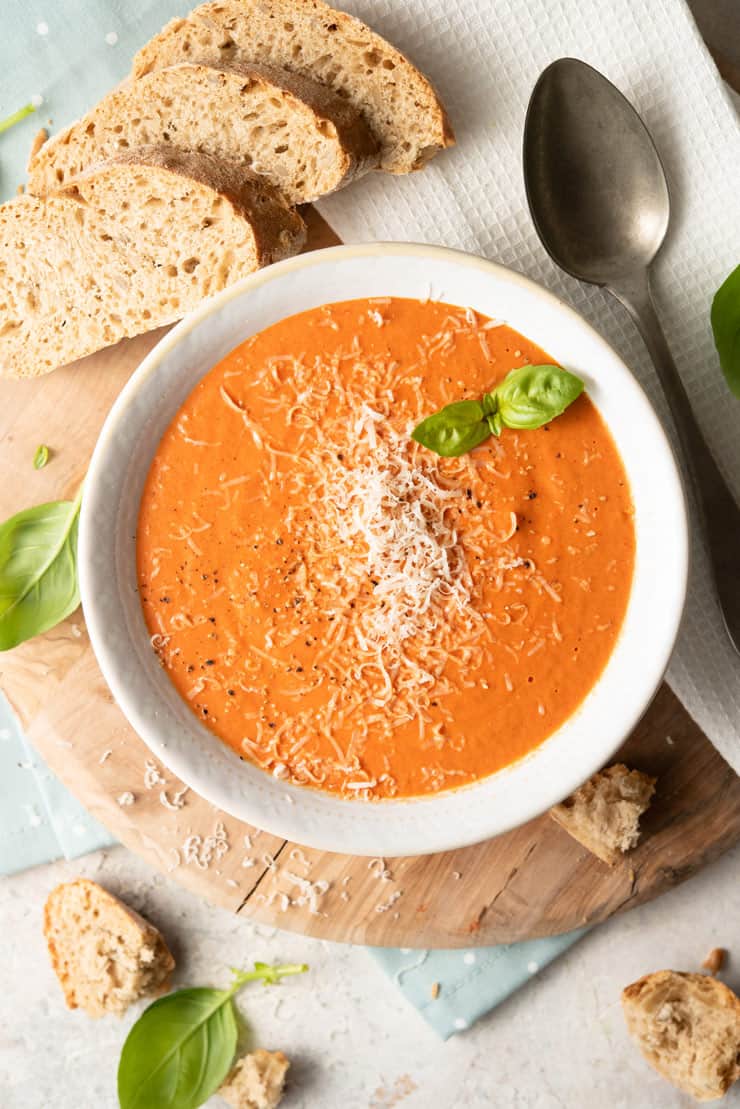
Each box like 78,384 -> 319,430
2,206 -> 739,949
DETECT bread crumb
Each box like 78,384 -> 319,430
622,970 -> 740,1101
219,1048 -> 289,1109
116,791 -> 135,806
550,763 -> 656,865
702,948 -> 727,976
43,878 -> 174,1018
431,981 -> 440,1000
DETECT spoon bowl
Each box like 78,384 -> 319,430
524,58 -> 670,283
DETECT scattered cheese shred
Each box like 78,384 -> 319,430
182,821 -> 229,869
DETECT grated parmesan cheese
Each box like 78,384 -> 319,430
159,786 -> 189,811
182,821 -> 229,869
144,759 -> 166,790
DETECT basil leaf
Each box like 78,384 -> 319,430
412,399 -> 490,457
33,444 -> 50,470
495,364 -> 584,431
711,264 -> 740,397
0,490 -> 81,651
118,988 -> 237,1109
117,964 -> 307,1109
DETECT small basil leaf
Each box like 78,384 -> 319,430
711,264 -> 740,397
412,399 -> 490,457
495,364 -> 584,431
481,392 -> 498,417
0,493 -> 81,651
33,444 -> 50,470
117,987 -> 238,1109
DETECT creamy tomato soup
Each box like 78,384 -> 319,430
137,297 -> 635,800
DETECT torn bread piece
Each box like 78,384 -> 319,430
219,1049 -> 290,1109
28,61 -> 379,203
550,763 -> 656,865
131,0 -> 454,174
43,878 -> 175,1017
1,144 -> 305,378
622,970 -> 740,1102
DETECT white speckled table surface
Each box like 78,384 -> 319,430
2,842 -> 739,1108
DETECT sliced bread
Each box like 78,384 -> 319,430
622,970 -> 740,1101
1,145 -> 305,378
131,0 -> 455,174
44,878 -> 175,1018
219,1049 -> 290,1109
550,763 -> 656,865
28,61 -> 379,204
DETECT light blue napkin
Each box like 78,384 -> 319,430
0,0 -> 585,1040
0,687 -> 582,1039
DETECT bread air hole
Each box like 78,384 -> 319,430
182,257 -> 199,274
274,144 -> 288,154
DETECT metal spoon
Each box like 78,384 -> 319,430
523,57 -> 740,654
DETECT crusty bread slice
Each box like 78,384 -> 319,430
1,145 -> 305,378
44,878 -> 175,1018
28,61 -> 378,204
219,1049 -> 290,1109
550,763 -> 656,865
131,0 -> 454,174
622,971 -> 740,1101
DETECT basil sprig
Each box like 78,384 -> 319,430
412,364 -> 585,457
0,488 -> 82,650
118,962 -> 308,1109
711,264 -> 740,397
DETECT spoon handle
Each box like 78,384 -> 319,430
610,271 -> 740,656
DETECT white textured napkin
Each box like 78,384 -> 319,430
318,0 -> 740,772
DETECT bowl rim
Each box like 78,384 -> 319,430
79,241 -> 689,855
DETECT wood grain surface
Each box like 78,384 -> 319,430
2,209 -> 739,948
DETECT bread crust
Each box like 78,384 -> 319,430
0,145 -> 305,378
131,0 -> 455,173
44,878 -> 175,1017
29,61 -> 379,202
622,970 -> 740,1101
550,763 -> 656,865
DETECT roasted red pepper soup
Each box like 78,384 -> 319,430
137,297 -> 635,800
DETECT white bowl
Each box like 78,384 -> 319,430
79,243 -> 688,856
